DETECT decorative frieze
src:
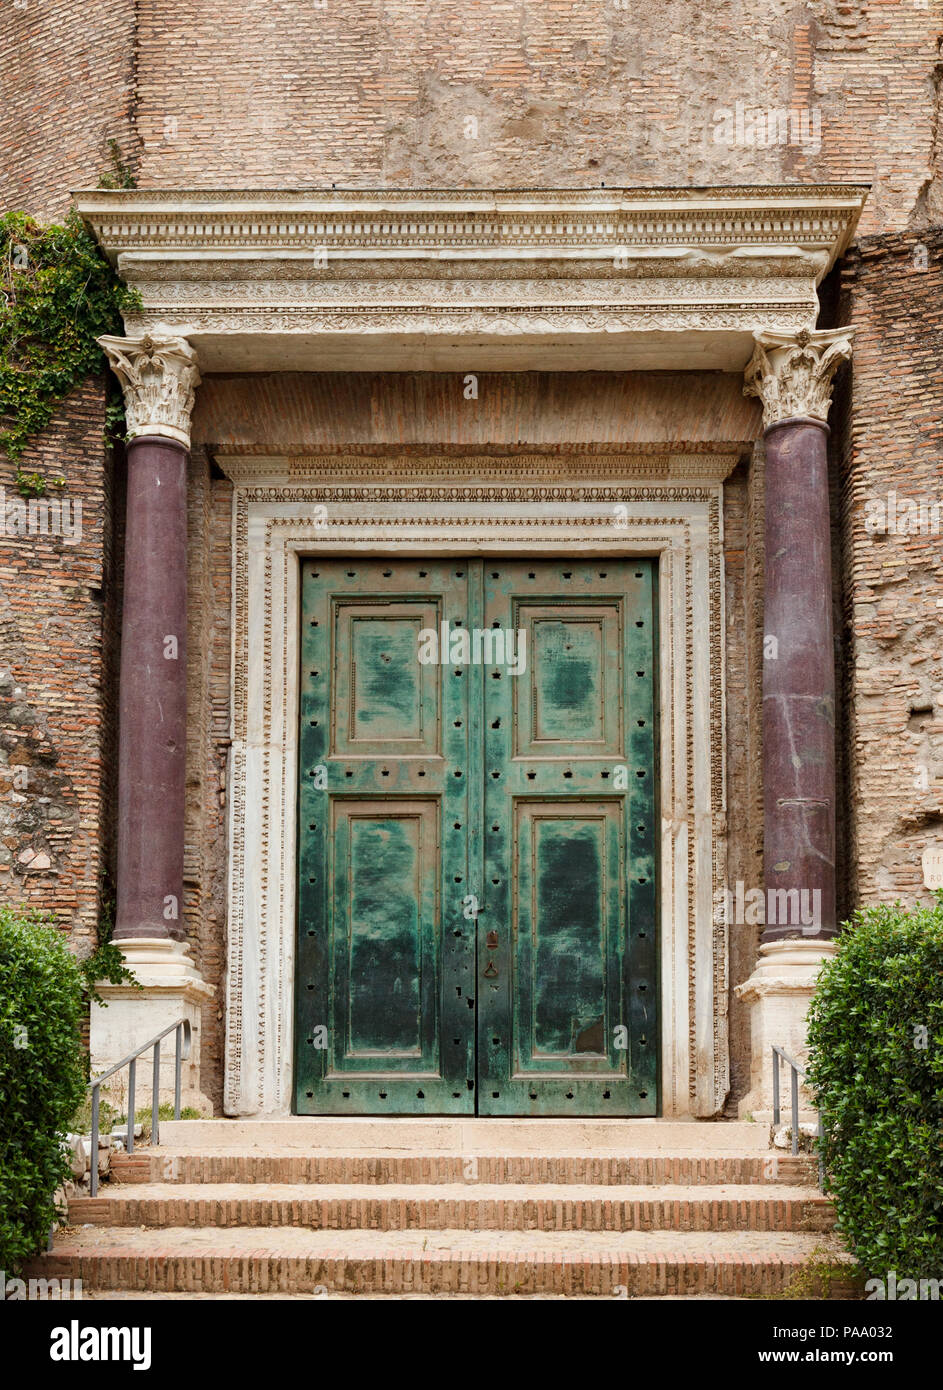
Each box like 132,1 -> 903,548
73,185 -> 869,255
216,452 -> 742,488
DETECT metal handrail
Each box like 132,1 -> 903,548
772,1044 -> 825,1187
87,1019 -> 191,1196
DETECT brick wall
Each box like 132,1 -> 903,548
182,453 -> 232,1113
0,0 -> 137,223
838,227 -> 943,903
1,1 -> 134,949
8,1 -> 939,237
0,380 -> 116,947
1,0 -> 134,956
131,0 -> 942,236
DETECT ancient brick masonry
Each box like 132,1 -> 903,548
1,0 -> 137,223
837,229 -> 943,905
0,380 -> 117,950
131,0 -> 941,237
0,0 -> 136,948
183,453 -> 232,1113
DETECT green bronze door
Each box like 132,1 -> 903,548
295,558 -> 657,1115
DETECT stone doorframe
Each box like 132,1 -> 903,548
218,452 -> 735,1117
79,184 -> 869,1117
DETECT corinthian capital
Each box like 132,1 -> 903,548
743,327 -> 853,431
97,332 -> 201,448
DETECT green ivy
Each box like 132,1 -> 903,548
80,882 -> 139,1006
0,208 -> 140,478
806,893 -> 943,1282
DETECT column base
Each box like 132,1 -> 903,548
89,937 -> 215,1115
734,937 -> 836,1125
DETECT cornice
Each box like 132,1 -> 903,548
214,451 -> 741,486
76,185 -> 866,262
73,185 -> 868,373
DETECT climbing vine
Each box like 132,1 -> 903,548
97,138 -> 137,191
0,207 -> 140,491
80,879 -> 139,1003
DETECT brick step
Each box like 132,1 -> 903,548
69,1182 -> 834,1232
33,1226 -> 858,1298
72,1291 -> 749,1301
110,1150 -> 816,1187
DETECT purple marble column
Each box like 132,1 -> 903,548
97,334 -> 201,942
744,328 -> 853,943
761,416 -> 836,939
115,435 -> 189,940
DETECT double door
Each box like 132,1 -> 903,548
295,557 -> 657,1114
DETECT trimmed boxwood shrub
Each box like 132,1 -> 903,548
806,893 -> 943,1281
0,908 -> 88,1272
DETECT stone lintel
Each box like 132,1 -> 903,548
76,186 -> 869,374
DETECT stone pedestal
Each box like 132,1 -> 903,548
89,937 -> 215,1113
735,938 -> 837,1122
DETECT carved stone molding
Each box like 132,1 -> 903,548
77,187 -> 868,373
215,452 -> 742,487
222,461 -> 728,1118
743,327 -> 854,431
75,184 -> 867,250
97,332 -> 201,447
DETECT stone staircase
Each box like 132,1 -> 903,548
32,1120 -> 859,1298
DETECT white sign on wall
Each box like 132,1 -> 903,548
921,847 -> 943,890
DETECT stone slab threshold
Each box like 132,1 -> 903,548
159,1118 -> 769,1153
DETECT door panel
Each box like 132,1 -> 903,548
334,798 -> 436,1061
478,561 -> 657,1115
295,557 -> 657,1115
518,607 -> 622,756
333,603 -> 439,756
515,802 -> 621,1063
